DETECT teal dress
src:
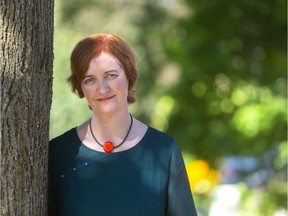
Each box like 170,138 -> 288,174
48,126 -> 197,216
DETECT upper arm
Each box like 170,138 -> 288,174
166,142 -> 198,216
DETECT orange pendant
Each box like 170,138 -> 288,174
103,141 -> 114,153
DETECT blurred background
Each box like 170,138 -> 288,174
49,0 -> 287,215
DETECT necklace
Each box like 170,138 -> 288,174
89,114 -> 133,153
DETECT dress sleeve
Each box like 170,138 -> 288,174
48,141 -> 60,216
48,173 -> 59,216
166,140 -> 198,216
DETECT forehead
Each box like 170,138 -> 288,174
89,52 -> 121,69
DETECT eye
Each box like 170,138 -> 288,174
83,77 -> 96,85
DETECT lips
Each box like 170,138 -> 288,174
97,95 -> 115,102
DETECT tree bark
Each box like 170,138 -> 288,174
0,0 -> 54,215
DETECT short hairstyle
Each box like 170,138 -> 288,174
67,33 -> 138,103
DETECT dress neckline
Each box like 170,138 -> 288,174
73,126 -> 150,155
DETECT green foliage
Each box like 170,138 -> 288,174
50,0 -> 176,137
162,0 -> 287,163
50,27 -> 91,138
50,0 -> 287,213
159,1 -> 287,212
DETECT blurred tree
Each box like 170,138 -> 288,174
50,0 -> 174,137
50,0 -> 287,213
161,1 -> 287,212
1,0 -> 54,215
163,0 -> 286,163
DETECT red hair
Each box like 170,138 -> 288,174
67,33 -> 138,103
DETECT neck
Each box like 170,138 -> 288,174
90,111 -> 132,142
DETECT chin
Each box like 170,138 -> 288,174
93,107 -> 120,115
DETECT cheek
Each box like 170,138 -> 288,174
122,81 -> 130,96
81,86 -> 94,99
115,77 -> 129,93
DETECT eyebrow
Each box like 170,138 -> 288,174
104,69 -> 119,74
83,74 -> 93,79
83,69 -> 119,79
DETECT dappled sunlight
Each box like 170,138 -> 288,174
191,81 -> 208,98
151,96 -> 175,131
186,160 -> 220,195
50,0 -> 287,215
157,63 -> 180,87
231,86 -> 286,138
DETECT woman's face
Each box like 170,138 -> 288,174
81,52 -> 129,115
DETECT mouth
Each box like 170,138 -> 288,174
97,95 -> 115,102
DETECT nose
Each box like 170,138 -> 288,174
97,79 -> 110,94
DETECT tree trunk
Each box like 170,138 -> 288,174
0,0 -> 54,215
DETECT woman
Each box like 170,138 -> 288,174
49,33 -> 198,216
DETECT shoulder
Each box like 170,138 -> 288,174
49,127 -> 78,156
50,128 -> 76,145
146,126 -> 176,145
131,118 -> 175,151
141,127 -> 186,172
143,126 -> 179,156
49,127 -> 81,172
147,126 -> 184,164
